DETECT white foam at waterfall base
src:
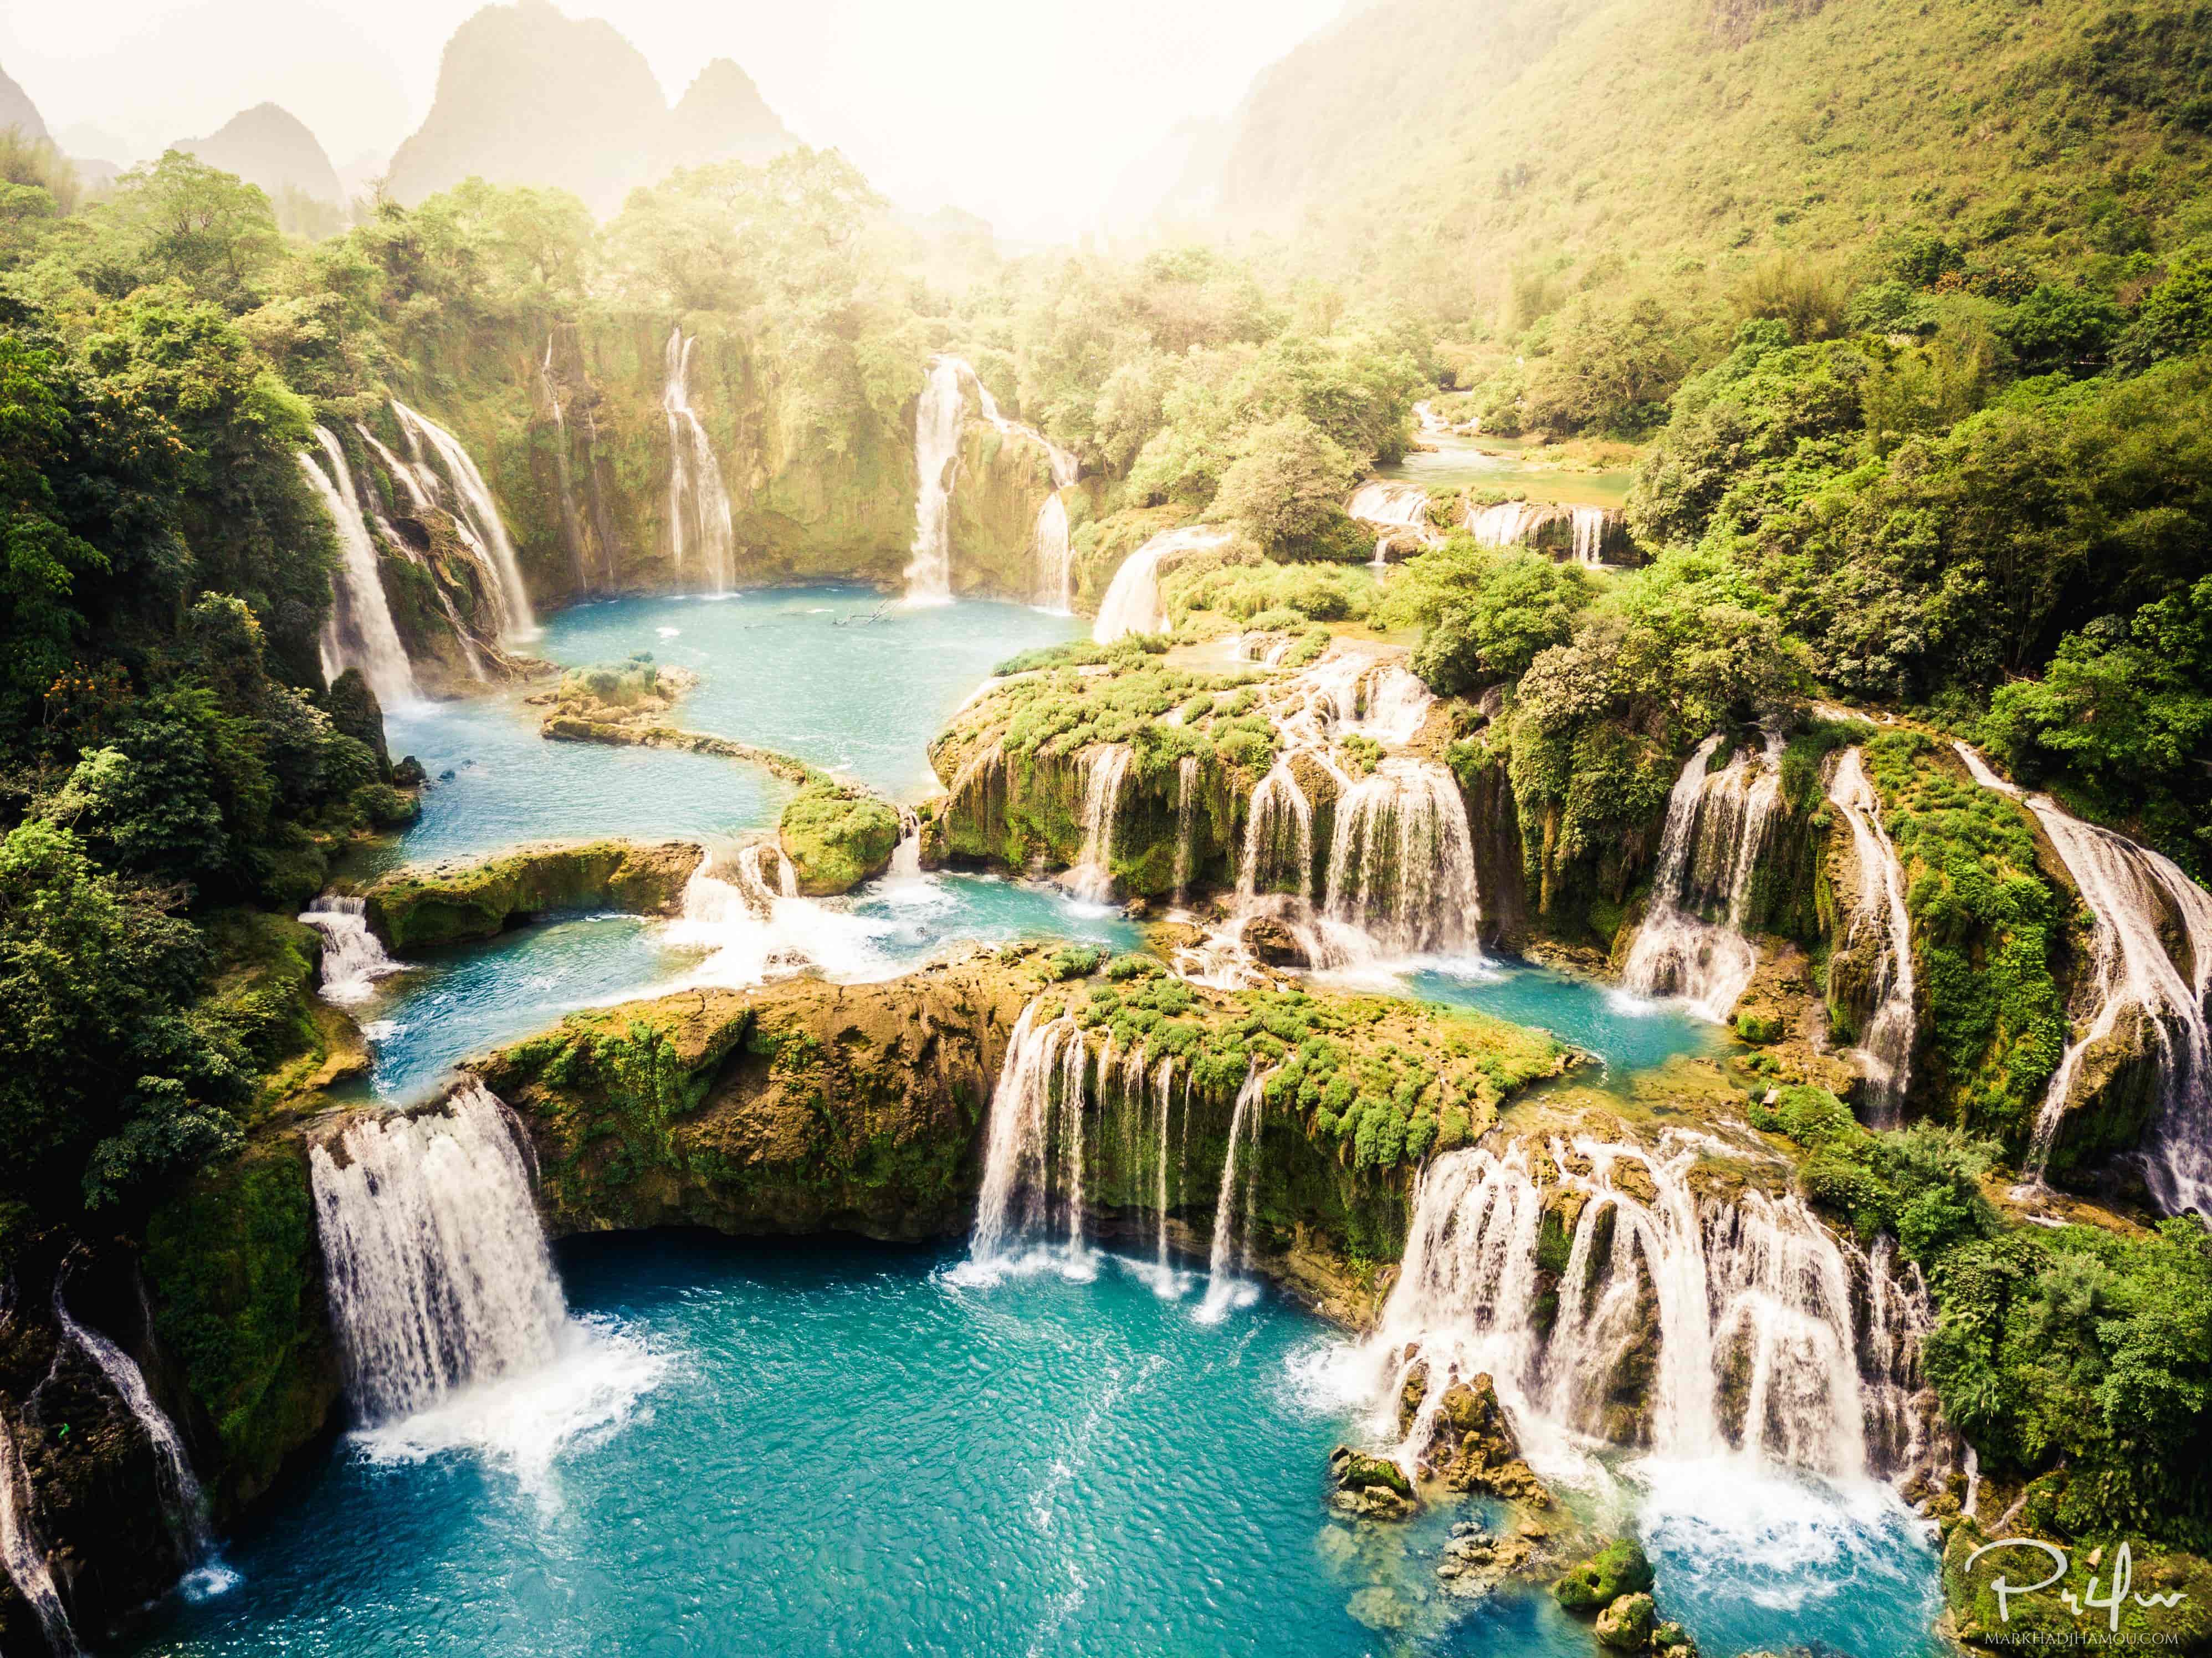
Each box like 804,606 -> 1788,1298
662,847 -> 894,989
311,1084 -> 662,1491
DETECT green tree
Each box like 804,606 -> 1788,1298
93,151 -> 283,306
1210,413 -> 1359,552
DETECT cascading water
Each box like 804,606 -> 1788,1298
1066,745 -> 1134,905
299,428 -> 418,707
1621,734 -> 1784,1022
1466,501 -> 1544,547
904,357 -> 966,605
1237,762 -> 1314,909
665,843 -> 885,989
968,1005 -> 1092,1263
1360,1134 -> 1937,1485
1570,506 -> 1610,567
53,1273 -> 212,1564
391,402 -> 538,641
1197,1065 -> 1271,1320
299,894 -> 405,1005
1092,525 -> 1231,643
1170,755 -> 1200,904
1826,748 -> 1917,1121
310,1083 -> 567,1424
0,1414 -> 75,1657
354,423 -> 489,680
1320,758 -> 1483,958
1347,664 -> 1435,748
1033,492 -> 1074,612
539,334 -> 588,591
662,327 -> 736,593
1347,480 -> 1433,566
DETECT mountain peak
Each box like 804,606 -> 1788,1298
0,61 -> 49,144
176,101 -> 344,207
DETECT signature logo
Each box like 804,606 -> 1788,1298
1964,1541 -> 2189,1633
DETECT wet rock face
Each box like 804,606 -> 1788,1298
1242,914 -> 1311,968
1397,1367 -> 1549,1505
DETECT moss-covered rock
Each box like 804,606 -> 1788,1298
779,781 -> 902,895
1595,1592 -> 1658,1650
140,1135 -> 341,1512
1555,1539 -> 1656,1612
362,838 -> 704,950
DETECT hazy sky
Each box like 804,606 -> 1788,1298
3,0 -> 1345,240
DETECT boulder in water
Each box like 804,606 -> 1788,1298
1242,914 -> 1310,968
1595,1592 -> 1658,1650
1327,1445 -> 1416,1519
1399,1368 -> 1549,1505
779,780 -> 903,895
1554,1539 -> 1655,1611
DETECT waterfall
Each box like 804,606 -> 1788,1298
1570,506 -> 1610,567
1365,1136 -> 1908,1483
664,844 -> 886,989
299,894 -> 404,1006
1236,761 -> 1315,907
1092,525 -> 1231,643
299,428 -> 418,708
1197,1065 -> 1270,1320
2012,807 -> 2210,1203
1466,501 -> 1544,547
969,1005 -> 1092,1262
661,328 -> 735,592
1320,758 -> 1483,958
310,1084 -> 567,1424
1153,1057 -> 1178,1278
1066,746 -> 1134,905
1620,734 -> 1783,1022
538,334 -> 587,591
1170,755 -> 1200,904
1827,748 -> 1917,1121
354,424 -> 490,680
1033,492 -> 1074,613
390,402 -> 538,641
53,1275 -> 211,1564
1954,743 -> 2212,1206
1349,664 -> 1435,748
0,1416 -> 75,1657
904,356 -> 966,605
889,807 -> 923,883
1347,480 -> 1434,565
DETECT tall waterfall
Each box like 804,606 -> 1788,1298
1092,526 -> 1231,643
299,428 -> 418,707
904,356 -> 966,605
1363,1136 -> 1938,1484
966,1000 -> 1213,1298
1954,743 -> 2212,1208
1066,746 -> 1134,905
1621,734 -> 1784,1022
969,1005 -> 1092,1262
53,1276 -> 211,1564
537,334 -> 588,591
661,327 -> 735,592
391,402 -> 538,641
1827,748 -> 1917,1121
1197,1065 -> 1270,1319
310,1084 -> 567,1424
354,424 -> 489,680
1321,759 -> 1483,958
1171,755 -> 1200,903
0,1416 -> 75,1657
1236,761 -> 1316,908
1570,506 -> 1610,567
299,894 -> 404,1006
1033,492 -> 1074,612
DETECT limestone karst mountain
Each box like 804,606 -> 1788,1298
176,103 -> 345,207
0,60 -> 48,141
663,57 -> 796,172
385,1 -> 796,214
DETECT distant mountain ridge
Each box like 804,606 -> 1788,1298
176,103 -> 345,207
385,0 -> 796,213
0,60 -> 49,142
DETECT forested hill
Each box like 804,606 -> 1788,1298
1194,0 -> 2212,319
